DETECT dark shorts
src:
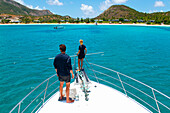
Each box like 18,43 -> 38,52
59,75 -> 71,83
78,54 -> 85,59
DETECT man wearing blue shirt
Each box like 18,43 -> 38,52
54,44 -> 74,103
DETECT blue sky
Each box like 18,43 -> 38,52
14,0 -> 170,18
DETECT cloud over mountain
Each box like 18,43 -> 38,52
100,0 -> 128,11
80,4 -> 95,17
47,0 -> 63,6
154,1 -> 165,7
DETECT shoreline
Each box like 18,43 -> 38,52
0,23 -> 170,27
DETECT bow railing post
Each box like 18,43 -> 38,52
18,102 -> 21,113
74,56 -> 76,73
152,88 -> 161,113
117,72 -> 127,96
85,58 -> 99,83
42,79 -> 49,107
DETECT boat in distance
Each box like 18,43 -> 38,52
9,54 -> 170,113
54,26 -> 64,29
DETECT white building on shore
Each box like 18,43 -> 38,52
10,19 -> 21,23
33,20 -> 40,23
111,19 -> 119,22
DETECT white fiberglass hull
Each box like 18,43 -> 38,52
36,81 -> 151,113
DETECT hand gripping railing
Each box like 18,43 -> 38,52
84,60 -> 169,113
9,74 -> 60,113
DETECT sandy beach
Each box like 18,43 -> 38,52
0,23 -> 170,27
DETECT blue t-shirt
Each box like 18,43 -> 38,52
53,53 -> 72,76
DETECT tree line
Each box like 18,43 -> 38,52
0,15 -> 170,25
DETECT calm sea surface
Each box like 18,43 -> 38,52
0,25 -> 170,112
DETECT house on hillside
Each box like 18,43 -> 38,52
94,19 -> 103,22
74,19 -> 80,22
64,16 -> 70,19
94,19 -> 98,22
111,19 -> 119,22
137,20 -> 144,22
148,20 -> 155,22
60,20 -> 65,22
0,16 -> 6,19
124,19 -> 130,22
14,17 -> 19,20
33,20 -> 40,23
61,20 -> 69,22
10,19 -> 21,23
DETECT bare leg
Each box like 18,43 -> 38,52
66,82 -> 74,103
78,59 -> 81,71
60,81 -> 64,100
80,58 -> 84,70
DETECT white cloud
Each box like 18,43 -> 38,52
43,6 -> 47,10
154,1 -> 165,7
51,11 -> 56,14
148,10 -> 153,13
153,10 -> 158,12
99,0 -> 128,11
26,5 -> 33,9
100,0 -> 112,11
47,0 -> 63,6
13,0 -> 42,10
14,0 -> 33,9
148,10 -> 160,13
113,0 -> 128,4
35,6 -> 42,10
13,0 -> 24,5
80,4 -> 95,17
82,16 -> 85,18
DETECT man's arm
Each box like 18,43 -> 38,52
55,68 -> 58,77
70,70 -> 74,79
67,57 -> 74,79
53,57 -> 58,77
77,50 -> 80,56
85,48 -> 87,55
77,46 -> 80,56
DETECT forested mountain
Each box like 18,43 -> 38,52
95,5 -> 170,21
0,0 -> 53,16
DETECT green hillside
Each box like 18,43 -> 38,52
0,0 -> 53,16
95,5 -> 170,23
96,5 -> 145,19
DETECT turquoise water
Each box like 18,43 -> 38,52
0,25 -> 170,112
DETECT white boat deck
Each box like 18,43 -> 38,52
37,81 -> 151,113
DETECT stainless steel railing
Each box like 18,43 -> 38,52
84,59 -> 170,113
10,57 -> 169,113
9,74 -> 60,113
10,55 -> 78,113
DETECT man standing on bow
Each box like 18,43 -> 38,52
53,44 -> 74,103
